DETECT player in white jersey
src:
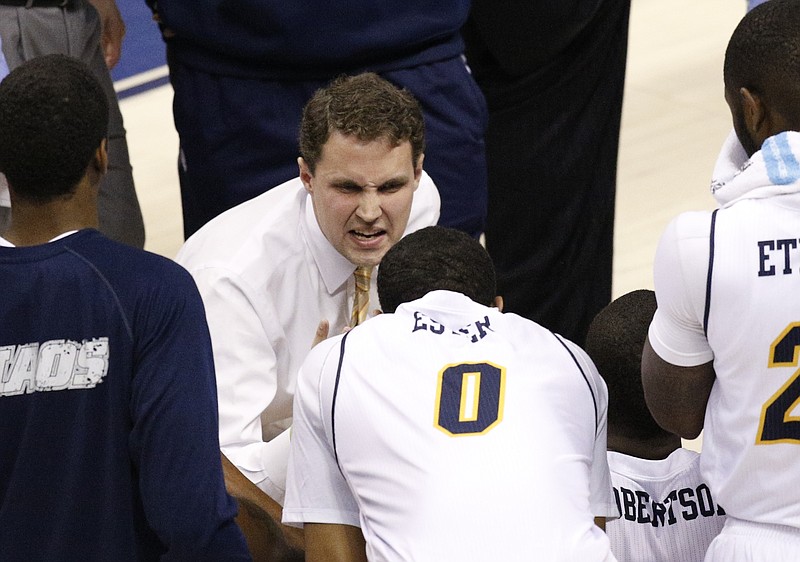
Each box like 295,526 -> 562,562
586,290 -> 724,561
282,226 -> 619,561
642,1 -> 800,559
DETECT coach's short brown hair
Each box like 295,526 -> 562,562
298,72 -> 425,173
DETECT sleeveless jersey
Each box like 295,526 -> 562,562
650,189 -> 800,528
607,449 -> 725,561
284,290 -> 618,561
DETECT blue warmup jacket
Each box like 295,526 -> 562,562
149,0 -> 471,79
0,229 -> 250,561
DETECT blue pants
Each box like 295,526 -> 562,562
169,54 -> 488,238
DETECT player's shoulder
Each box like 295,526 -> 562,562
499,311 -> 591,360
69,229 -> 190,281
304,332 -> 349,373
65,230 -> 205,312
661,210 -> 715,245
296,332 -> 351,400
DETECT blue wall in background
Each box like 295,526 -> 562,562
111,0 -> 166,83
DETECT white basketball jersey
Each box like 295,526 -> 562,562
606,449 -> 725,561
704,193 -> 800,527
284,290 -> 618,561
651,189 -> 800,528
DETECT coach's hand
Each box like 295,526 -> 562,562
87,0 -> 126,69
311,320 -> 329,348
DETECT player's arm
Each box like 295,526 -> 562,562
643,213 -> 716,440
130,266 -> 250,559
305,523 -> 367,562
222,453 -> 304,555
641,338 -> 715,439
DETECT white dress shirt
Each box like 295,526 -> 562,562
176,172 -> 439,503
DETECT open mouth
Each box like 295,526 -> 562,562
351,230 -> 385,240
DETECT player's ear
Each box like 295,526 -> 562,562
740,87 -> 769,143
93,138 -> 108,174
493,295 -> 503,312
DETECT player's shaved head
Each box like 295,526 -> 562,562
0,54 -> 108,202
377,226 -> 496,313
724,0 -> 800,154
725,0 -> 800,111
585,289 -> 672,442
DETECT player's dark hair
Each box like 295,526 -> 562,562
299,72 -> 425,173
585,289 -> 671,441
724,0 -> 800,129
0,54 -> 109,202
377,226 -> 496,313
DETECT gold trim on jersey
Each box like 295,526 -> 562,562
757,322 -> 800,445
433,361 -> 506,437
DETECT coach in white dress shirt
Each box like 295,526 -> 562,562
177,72 -> 439,551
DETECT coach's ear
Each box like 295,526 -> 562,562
298,157 -> 313,194
493,296 -> 503,312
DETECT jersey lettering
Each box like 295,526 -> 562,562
412,311 -> 495,343
613,484 -> 725,526
758,238 -> 799,276
0,338 -> 110,397
758,322 -> 800,443
434,362 -> 505,436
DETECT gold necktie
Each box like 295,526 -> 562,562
351,266 -> 372,327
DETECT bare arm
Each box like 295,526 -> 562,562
641,337 -> 716,439
222,453 -> 305,557
305,523 -> 367,562
87,0 -> 125,68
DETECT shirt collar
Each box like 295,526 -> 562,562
300,191 -> 360,295
0,229 -> 79,247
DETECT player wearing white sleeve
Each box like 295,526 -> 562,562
283,226 -> 618,561
587,290 -> 724,562
642,2 -> 800,559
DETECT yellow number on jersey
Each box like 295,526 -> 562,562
757,322 -> 800,444
433,361 -> 506,436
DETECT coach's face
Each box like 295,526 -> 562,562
299,132 -> 423,268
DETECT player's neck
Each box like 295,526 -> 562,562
3,185 -> 99,247
607,432 -> 682,461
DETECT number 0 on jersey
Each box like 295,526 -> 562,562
434,361 -> 506,436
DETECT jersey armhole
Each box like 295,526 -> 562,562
702,209 -> 718,336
